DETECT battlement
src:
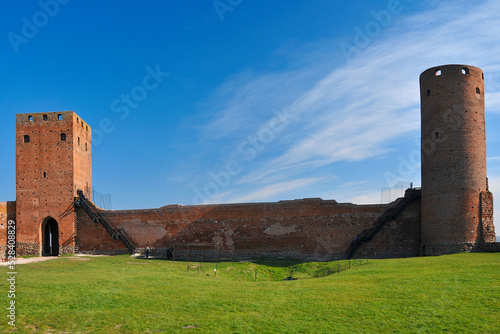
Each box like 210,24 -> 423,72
16,111 -> 91,131
420,64 -> 484,102
420,64 -> 484,79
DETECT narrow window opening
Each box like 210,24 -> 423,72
462,67 -> 469,74
435,69 -> 442,76
426,89 -> 430,96
24,135 -> 30,143
482,73 -> 484,80
60,133 -> 66,141
58,114 -> 62,120
28,115 -> 33,122
86,125 -> 89,132
85,142 -> 87,151
43,172 -> 47,178
43,114 -> 48,121
435,132 -> 439,139
78,137 -> 80,145
476,87 -> 480,94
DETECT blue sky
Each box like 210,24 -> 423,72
1,0 -> 499,231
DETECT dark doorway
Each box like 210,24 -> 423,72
42,218 -> 59,256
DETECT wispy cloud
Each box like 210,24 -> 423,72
225,178 -> 324,203
196,0 -> 500,204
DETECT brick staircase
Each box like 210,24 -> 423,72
74,190 -> 137,253
346,188 -> 421,259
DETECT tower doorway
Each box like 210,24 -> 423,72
42,217 -> 59,256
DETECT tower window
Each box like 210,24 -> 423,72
60,133 -> 66,141
435,69 -> 442,76
476,87 -> 481,94
58,114 -> 62,120
24,135 -> 30,143
43,114 -> 48,121
43,172 -> 47,178
86,125 -> 89,132
78,137 -> 80,145
28,115 -> 33,122
85,142 -> 88,151
426,89 -> 430,96
435,132 -> 439,139
462,67 -> 469,75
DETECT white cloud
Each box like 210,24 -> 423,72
347,191 -> 383,206
196,0 -> 500,206
211,178 -> 324,204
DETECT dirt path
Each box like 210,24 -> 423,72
0,256 -> 59,266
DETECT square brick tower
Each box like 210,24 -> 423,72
16,111 -> 91,255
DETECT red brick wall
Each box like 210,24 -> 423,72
420,65 -> 487,255
15,111 -> 91,255
480,191 -> 495,243
0,201 -> 16,259
77,197 -> 421,260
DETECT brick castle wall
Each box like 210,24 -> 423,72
76,196 -> 421,260
480,191 -> 495,243
0,201 -> 16,259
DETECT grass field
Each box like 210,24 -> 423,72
2,253 -> 499,333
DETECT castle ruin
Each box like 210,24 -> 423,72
1,65 -> 498,260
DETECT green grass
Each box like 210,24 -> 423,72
1,253 -> 499,333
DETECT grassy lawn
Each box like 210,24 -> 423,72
1,253 -> 499,333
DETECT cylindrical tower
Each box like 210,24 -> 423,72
420,64 -> 487,255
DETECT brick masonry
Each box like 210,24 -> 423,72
0,201 -> 16,259
420,65 -> 493,255
14,111 -> 91,255
1,65 -> 497,259
76,196 -> 422,260
480,191 -> 495,243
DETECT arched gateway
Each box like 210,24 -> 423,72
42,217 -> 59,256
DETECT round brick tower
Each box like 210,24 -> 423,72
420,64 -> 487,255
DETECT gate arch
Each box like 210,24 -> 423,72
41,217 -> 59,256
